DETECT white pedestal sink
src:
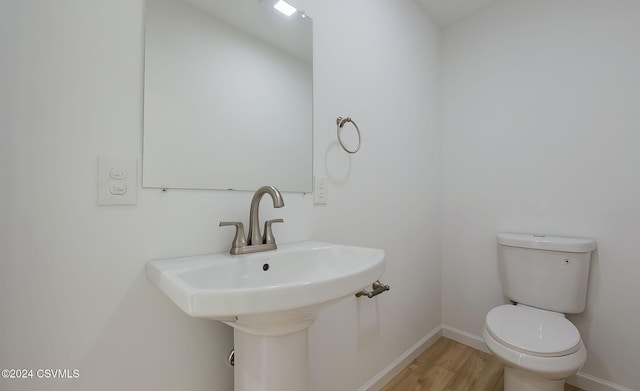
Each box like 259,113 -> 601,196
146,241 -> 385,391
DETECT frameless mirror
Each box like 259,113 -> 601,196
143,0 -> 313,192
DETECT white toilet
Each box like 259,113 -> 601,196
483,233 -> 596,391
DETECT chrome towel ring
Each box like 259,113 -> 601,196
336,116 -> 361,154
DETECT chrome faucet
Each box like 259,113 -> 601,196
219,185 -> 284,255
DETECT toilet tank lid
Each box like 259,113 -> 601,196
497,233 -> 596,253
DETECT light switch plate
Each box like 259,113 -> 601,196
98,157 -> 137,206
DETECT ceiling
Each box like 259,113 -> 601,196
415,0 -> 507,28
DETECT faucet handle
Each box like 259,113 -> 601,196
263,218 -> 284,245
219,221 -> 247,253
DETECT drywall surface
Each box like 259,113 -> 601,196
442,1 -> 640,389
295,0 -> 442,389
0,1 -> 309,390
0,0 -> 441,390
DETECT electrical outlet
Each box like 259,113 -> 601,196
313,176 -> 328,205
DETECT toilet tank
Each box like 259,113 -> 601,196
497,233 -> 597,314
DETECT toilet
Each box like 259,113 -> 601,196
483,233 -> 596,391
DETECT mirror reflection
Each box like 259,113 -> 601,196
143,0 -> 313,192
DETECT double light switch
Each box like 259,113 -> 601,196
98,157 -> 137,206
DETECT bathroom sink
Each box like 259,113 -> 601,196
146,241 -> 385,335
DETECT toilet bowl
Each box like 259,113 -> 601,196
483,304 -> 586,391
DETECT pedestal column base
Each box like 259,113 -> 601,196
234,328 -> 309,391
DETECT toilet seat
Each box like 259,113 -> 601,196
486,305 -> 581,357
482,326 -> 586,381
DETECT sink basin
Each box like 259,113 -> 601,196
146,241 -> 385,335
148,241 -> 385,390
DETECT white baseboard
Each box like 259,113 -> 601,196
442,325 -> 634,391
441,325 -> 490,353
358,325 -> 442,391
568,372 -> 635,391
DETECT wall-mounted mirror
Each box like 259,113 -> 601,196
143,0 -> 313,192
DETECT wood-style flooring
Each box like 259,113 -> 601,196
380,337 -> 584,391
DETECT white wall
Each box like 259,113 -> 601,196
0,1 -> 440,391
441,1 -> 640,389
298,0 -> 442,389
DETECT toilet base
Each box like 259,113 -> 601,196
504,367 -> 564,391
